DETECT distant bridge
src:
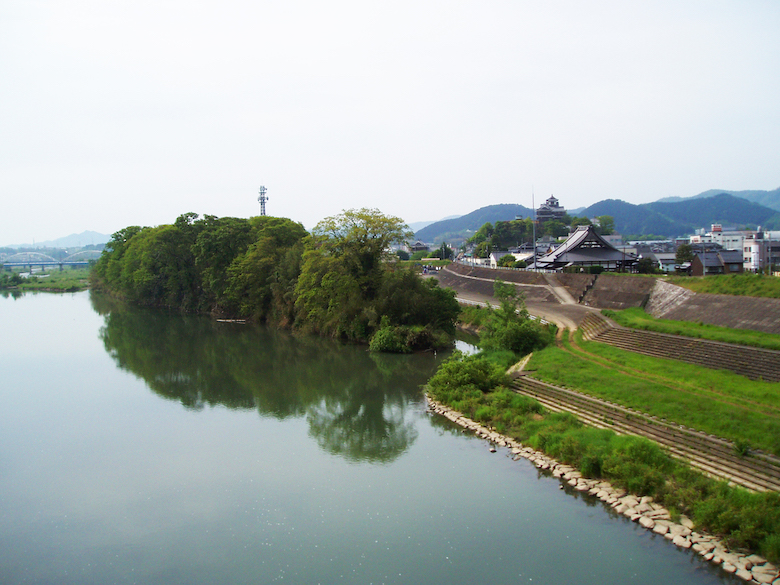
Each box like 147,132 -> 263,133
2,261 -> 91,270
1,250 -> 100,271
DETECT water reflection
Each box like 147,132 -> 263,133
93,291 -> 442,463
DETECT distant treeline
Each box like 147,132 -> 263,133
91,209 -> 459,352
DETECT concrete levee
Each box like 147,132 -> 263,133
656,293 -> 780,335
446,263 -> 547,286
556,273 -> 596,302
442,263 -> 780,335
434,269 -> 556,304
580,274 -> 656,309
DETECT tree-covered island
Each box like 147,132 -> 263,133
91,208 -> 460,352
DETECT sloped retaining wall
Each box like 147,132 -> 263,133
580,274 -> 656,309
647,280 -> 780,336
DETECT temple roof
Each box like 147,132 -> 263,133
535,225 -> 638,268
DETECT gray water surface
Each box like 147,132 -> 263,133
0,291 -> 735,584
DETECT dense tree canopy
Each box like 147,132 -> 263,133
469,219 -> 533,251
92,209 -> 458,352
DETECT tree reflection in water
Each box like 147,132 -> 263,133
92,290 -> 443,463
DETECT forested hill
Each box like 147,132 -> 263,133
657,187 -> 780,212
582,193 -> 780,236
415,204 -> 532,243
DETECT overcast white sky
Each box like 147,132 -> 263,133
2,1 -> 779,245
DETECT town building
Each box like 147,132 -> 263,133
690,249 -> 744,276
532,225 -> 638,271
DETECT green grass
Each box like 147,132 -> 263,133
526,332 -> 780,456
458,303 -> 491,328
1,267 -> 91,292
427,351 -> 780,561
603,307 -> 780,351
666,273 -> 780,298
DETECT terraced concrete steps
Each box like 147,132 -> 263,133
511,375 -> 780,492
580,313 -> 780,383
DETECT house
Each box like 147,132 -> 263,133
690,250 -> 744,276
405,240 -> 430,254
489,251 -> 514,268
648,252 -> 678,273
488,251 -> 534,269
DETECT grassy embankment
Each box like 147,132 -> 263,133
0,267 -> 91,292
667,273 -> 780,298
605,306 -> 780,351
429,308 -> 780,561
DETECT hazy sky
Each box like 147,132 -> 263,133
2,1 -> 779,245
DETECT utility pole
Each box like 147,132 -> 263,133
258,186 -> 269,216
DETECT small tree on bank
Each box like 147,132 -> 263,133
480,280 -> 555,356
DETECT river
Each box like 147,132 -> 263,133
0,291 -> 735,584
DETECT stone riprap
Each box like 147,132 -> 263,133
426,396 -> 780,584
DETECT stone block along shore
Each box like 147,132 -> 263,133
426,396 -> 780,585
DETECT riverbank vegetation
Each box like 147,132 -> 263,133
603,307 -> 780,351
90,210 -> 459,352
426,358 -> 780,561
0,267 -> 91,292
427,288 -> 780,561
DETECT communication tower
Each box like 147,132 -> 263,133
258,186 -> 269,216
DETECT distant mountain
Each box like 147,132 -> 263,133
415,204 -> 532,243
657,188 -> 780,212
407,215 -> 461,233
4,230 -> 111,249
582,193 -> 780,237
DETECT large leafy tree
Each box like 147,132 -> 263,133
295,209 -> 412,339
223,217 -> 308,321
594,215 -> 616,236
295,208 -> 457,348
311,208 -> 412,298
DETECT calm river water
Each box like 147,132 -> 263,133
0,291 -> 736,584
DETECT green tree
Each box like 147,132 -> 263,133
223,217 -> 307,321
431,242 -> 453,260
92,225 -> 145,285
295,209 -> 413,340
468,222 -> 494,245
497,254 -> 517,267
676,243 -> 694,264
594,215 -> 616,236
543,220 -> 568,238
480,280 -> 554,356
636,256 -> 657,274
311,208 -> 412,300
192,216 -> 255,308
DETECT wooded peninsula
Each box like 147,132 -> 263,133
91,209 -> 460,352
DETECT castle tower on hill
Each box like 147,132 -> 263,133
536,195 -> 567,225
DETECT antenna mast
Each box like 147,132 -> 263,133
531,186 -> 536,269
258,186 -> 269,216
